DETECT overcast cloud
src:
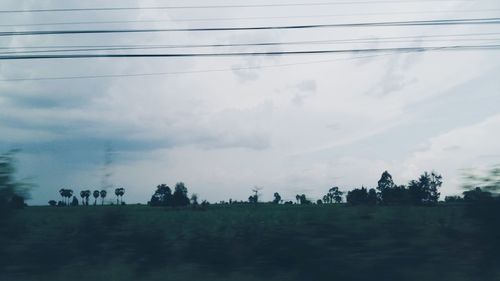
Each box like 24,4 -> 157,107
1,0 -> 500,204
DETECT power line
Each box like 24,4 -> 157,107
1,44 -> 499,60
0,0 -> 475,14
2,18 -> 500,37
3,32 -> 500,51
3,8 -> 500,27
2,37 -> 500,55
0,51 -> 431,82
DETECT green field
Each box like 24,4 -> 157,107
1,204 -> 499,281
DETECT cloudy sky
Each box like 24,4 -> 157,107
1,0 -> 500,205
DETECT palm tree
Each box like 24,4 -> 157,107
93,190 -> 100,205
115,188 -> 120,205
295,194 -> 300,204
59,189 -> 66,205
100,190 -> 107,205
84,190 -> 91,206
114,188 -> 125,204
66,189 -> 74,205
80,191 -> 86,206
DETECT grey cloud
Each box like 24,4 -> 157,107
292,79 -> 317,105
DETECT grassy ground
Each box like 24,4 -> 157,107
0,204 -> 498,281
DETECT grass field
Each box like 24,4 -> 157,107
1,204 -> 499,281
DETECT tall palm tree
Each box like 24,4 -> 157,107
100,190 -> 107,205
118,188 -> 125,204
84,190 -> 91,206
80,191 -> 86,206
93,190 -> 100,206
66,189 -> 73,205
59,188 -> 66,205
114,188 -> 120,205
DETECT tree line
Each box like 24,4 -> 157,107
48,187 -> 126,207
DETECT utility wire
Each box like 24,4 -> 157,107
1,18 -> 500,37
0,0 -> 476,13
3,32 -> 500,51
1,44 -> 499,60
2,38 -> 500,55
3,8 -> 500,27
0,51 -> 432,82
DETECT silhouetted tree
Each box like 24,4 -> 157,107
445,195 -> 463,203
190,194 -> 199,206
463,187 -> 493,202
248,195 -> 258,204
347,187 -> 369,205
149,184 -> 172,206
316,199 -> 323,204
377,171 -> 395,193
295,194 -> 301,204
114,187 -> 125,205
48,200 -> 57,206
58,189 -> 73,206
84,190 -> 91,205
367,188 -> 378,205
381,185 -> 410,205
0,150 -> 31,211
299,194 -> 311,205
329,186 -> 343,203
80,191 -> 86,205
93,190 -> 100,205
408,171 -> 442,205
100,190 -> 107,205
172,182 -> 190,207
71,196 -> 79,206
273,192 -> 281,204
59,189 -> 66,205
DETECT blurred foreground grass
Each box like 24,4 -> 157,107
1,204 -> 499,281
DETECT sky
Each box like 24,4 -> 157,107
1,0 -> 500,205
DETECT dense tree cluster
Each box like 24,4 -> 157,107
346,171 -> 443,206
148,182 -> 191,207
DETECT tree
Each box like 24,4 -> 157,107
0,150 -> 31,211
463,187 -> 493,202
381,185 -> 410,205
58,189 -> 73,206
376,171 -> 410,205
346,187 -> 368,205
408,172 -> 442,205
190,194 -> 199,206
93,190 -> 100,205
67,189 -> 74,205
80,191 -> 86,206
59,189 -> 66,206
100,190 -> 107,205
328,186 -> 343,203
71,196 -> 79,206
48,200 -> 57,206
367,188 -> 378,205
114,188 -> 125,205
273,192 -> 281,204
295,194 -> 301,204
172,182 -> 190,207
84,190 -> 91,206
149,184 -> 172,206
248,195 -> 257,204
299,194 -> 311,205
377,171 -> 395,193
